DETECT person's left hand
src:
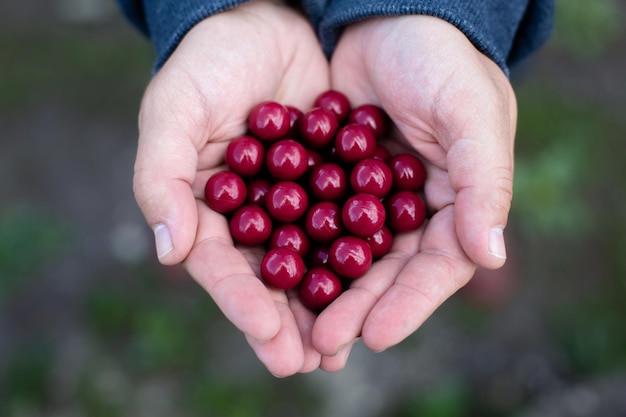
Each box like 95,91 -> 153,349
312,15 -> 517,371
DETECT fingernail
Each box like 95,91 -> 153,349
335,342 -> 354,365
153,223 -> 174,259
488,227 -> 506,260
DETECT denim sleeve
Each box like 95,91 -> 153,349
116,0 -> 250,70
117,0 -> 554,75
304,0 -> 554,76
116,0 -> 149,37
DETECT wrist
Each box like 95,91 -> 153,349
142,0 -> 251,72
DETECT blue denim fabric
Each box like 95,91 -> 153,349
118,0 -> 249,70
308,0 -> 554,75
117,0 -> 553,75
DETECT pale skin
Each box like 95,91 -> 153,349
315,16 -> 516,368
132,0 -> 517,376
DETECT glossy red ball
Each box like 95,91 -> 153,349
309,163 -> 348,201
371,145 -> 392,162
229,205 -> 273,246
246,177 -> 273,207
334,123 -> 377,163
328,236 -> 372,279
305,201 -> 343,243
389,153 -> 427,190
306,149 -> 324,170
204,171 -> 247,214
386,191 -> 427,233
366,225 -> 394,259
285,105 -> 303,138
299,107 -> 339,150
269,224 -> 310,257
350,158 -> 393,198
261,247 -> 305,290
247,101 -> 290,141
341,193 -> 386,237
298,267 -> 343,311
225,135 -> 265,177
313,90 -> 351,123
266,139 -> 308,181
266,181 -> 309,223
308,246 -> 330,268
348,104 -> 389,139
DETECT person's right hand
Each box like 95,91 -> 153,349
132,0 -> 331,376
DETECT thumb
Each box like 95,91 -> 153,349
133,123 -> 199,265
446,133 -> 514,270
435,53 -> 517,271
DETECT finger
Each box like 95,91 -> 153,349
423,164 -> 456,211
446,135 -> 513,269
361,205 -> 475,352
278,58 -> 331,111
286,293 -> 322,373
246,293 -> 305,377
319,338 -> 358,372
311,231 -> 420,356
185,202 -> 281,342
439,63 -> 517,270
133,82 -> 207,265
133,136 -> 198,265
424,134 -> 513,269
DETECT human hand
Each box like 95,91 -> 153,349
133,0 -> 332,376
312,15 -> 517,368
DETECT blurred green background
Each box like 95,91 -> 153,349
1,0 -> 625,416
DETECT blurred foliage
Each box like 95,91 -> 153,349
77,374 -> 126,417
552,0 -> 622,58
0,344 -> 53,417
85,286 -> 134,338
79,268 -> 321,417
512,87 -> 605,238
85,267 -> 215,373
551,296 -> 626,377
395,379 -> 469,417
182,375 -> 321,417
128,305 -> 200,371
512,0 -> 626,390
0,25 -> 151,117
0,206 -> 71,303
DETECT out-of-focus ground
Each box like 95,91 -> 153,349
1,1 -> 625,416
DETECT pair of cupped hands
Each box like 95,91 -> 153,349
133,0 -> 517,376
